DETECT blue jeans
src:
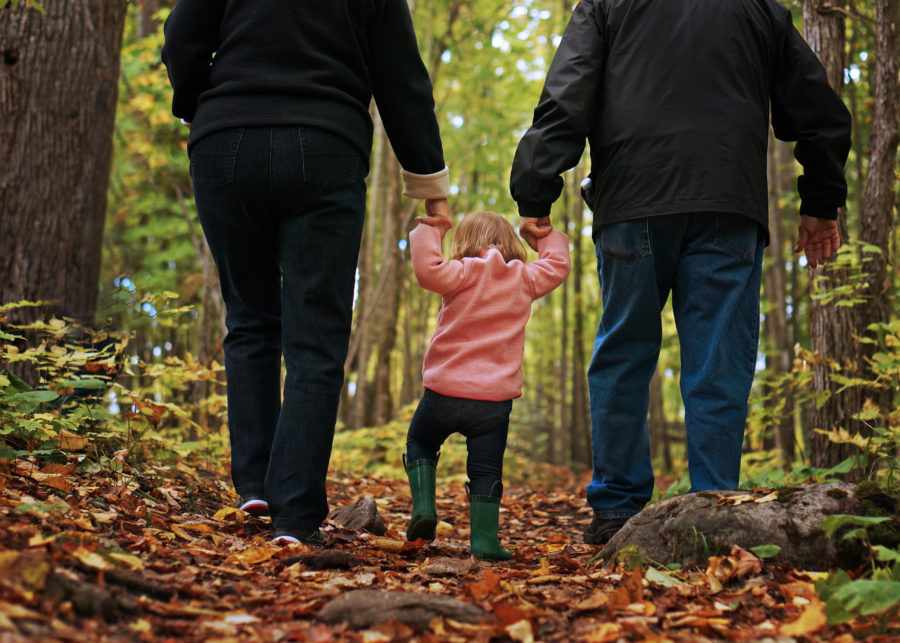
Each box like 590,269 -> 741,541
406,389 -> 512,497
191,126 -> 367,532
586,213 -> 764,518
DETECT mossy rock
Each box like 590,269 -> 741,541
601,482 -> 889,571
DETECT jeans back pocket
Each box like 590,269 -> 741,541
190,129 -> 244,189
597,218 -> 651,264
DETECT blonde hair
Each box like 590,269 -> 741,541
450,211 -> 527,263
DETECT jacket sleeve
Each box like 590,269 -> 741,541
161,0 -> 225,122
409,224 -> 467,295
526,230 -> 571,299
510,0 -> 607,218
770,13 -> 851,220
369,0 -> 447,187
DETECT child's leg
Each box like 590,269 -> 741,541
404,390 -> 453,541
462,401 -> 512,496
406,389 -> 452,461
460,399 -> 513,561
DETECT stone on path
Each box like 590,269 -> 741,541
318,589 -> 484,628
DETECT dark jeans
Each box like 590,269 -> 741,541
586,213 -> 765,518
190,126 -> 367,531
406,389 -> 512,497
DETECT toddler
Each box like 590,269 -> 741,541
405,210 -> 570,560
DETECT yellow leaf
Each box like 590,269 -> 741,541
213,507 -> 244,523
582,623 -> 624,642
106,551 -> 144,571
780,601 -> 827,637
228,545 -> 276,568
531,557 -> 551,576
72,547 -> 109,570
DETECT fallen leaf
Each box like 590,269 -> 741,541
71,546 -> 109,570
506,619 -> 534,643
57,430 -> 89,451
780,601 -> 827,637
573,592 -> 609,612
212,507 -> 244,523
467,569 -> 502,599
419,556 -> 478,577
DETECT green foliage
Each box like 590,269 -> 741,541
0,302 -> 226,469
816,512 -> 900,627
750,544 -> 781,559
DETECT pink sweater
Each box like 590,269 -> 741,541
409,224 -> 570,401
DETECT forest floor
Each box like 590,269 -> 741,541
0,451 -> 892,642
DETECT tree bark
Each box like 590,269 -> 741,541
803,0 -> 859,469
857,0 -> 899,422
570,169 -> 591,470
765,136 -> 795,465
0,2 -> 128,329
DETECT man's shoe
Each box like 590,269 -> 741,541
236,495 -> 269,516
583,515 -> 629,545
271,528 -> 325,547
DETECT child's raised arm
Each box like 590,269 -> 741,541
525,227 -> 571,299
409,220 -> 466,296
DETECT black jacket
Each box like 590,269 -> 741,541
161,0 -> 444,175
510,0 -> 852,231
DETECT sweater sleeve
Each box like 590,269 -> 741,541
510,0 -> 607,218
161,0 -> 225,122
525,229 -> 571,299
369,0 -> 446,178
409,224 -> 467,295
770,12 -> 851,220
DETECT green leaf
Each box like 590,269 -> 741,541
0,370 -> 32,394
821,514 -> 889,538
874,546 -> 900,564
750,544 -> 781,559
6,390 -> 59,413
58,378 -> 108,390
830,580 -> 900,617
0,330 -> 23,341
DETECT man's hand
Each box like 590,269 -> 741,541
519,216 -> 553,251
417,198 -> 452,235
795,215 -> 841,269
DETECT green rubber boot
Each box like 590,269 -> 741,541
404,454 -> 437,541
468,482 -> 512,561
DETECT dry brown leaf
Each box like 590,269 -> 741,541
573,592 -> 609,612
505,619 -> 534,643
581,622 -> 624,642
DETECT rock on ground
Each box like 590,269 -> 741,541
602,483 -> 870,570
328,497 -> 387,536
318,589 -> 484,628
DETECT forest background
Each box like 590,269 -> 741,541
1,0 -> 899,638
1,0 -> 898,498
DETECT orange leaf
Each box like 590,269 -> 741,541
467,569 -> 502,600
573,592 -> 609,612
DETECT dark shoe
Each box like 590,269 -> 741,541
404,454 -> 438,541
236,494 -> 269,516
584,515 -> 629,545
271,528 -> 325,547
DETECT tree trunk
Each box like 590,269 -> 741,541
570,168 -> 591,470
371,160 -> 405,425
857,0 -> 899,424
0,2 -> 128,330
803,0 -> 858,469
648,368 -> 672,471
765,136 -> 795,465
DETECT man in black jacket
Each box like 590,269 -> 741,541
162,0 -> 449,546
510,0 -> 851,544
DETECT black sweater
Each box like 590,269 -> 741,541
161,0 -> 444,175
510,0 -> 852,229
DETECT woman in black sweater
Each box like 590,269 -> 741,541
162,0 -> 450,545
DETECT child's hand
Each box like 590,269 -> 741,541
519,216 -> 552,251
417,198 -> 453,234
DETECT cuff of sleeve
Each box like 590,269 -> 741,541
799,202 -> 839,220
402,167 -> 450,199
517,201 -> 551,218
